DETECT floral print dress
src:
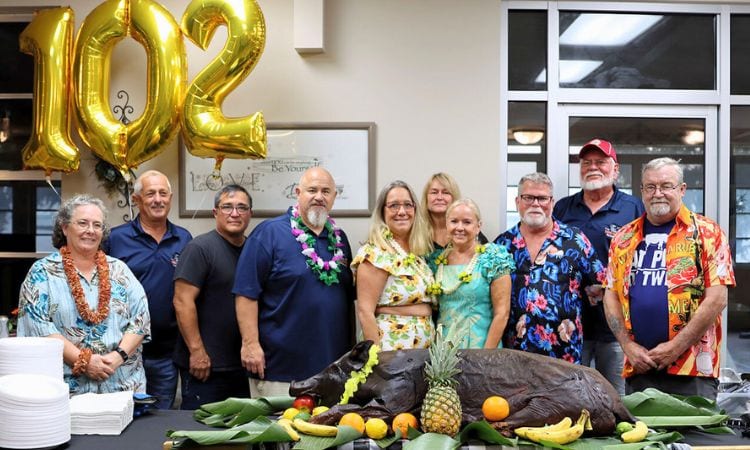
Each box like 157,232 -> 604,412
428,243 -> 515,349
352,243 -> 436,350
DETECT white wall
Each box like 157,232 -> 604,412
4,0 -> 503,246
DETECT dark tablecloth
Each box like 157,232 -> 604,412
51,409 -> 750,450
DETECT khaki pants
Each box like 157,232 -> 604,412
249,379 -> 291,398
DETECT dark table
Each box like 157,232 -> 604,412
55,409 -> 750,450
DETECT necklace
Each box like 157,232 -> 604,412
60,246 -> 111,324
431,244 -> 485,296
339,344 -> 380,404
290,205 -> 345,286
383,230 -> 435,286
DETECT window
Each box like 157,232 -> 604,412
558,12 -> 716,89
0,11 -> 62,318
506,102 -> 546,225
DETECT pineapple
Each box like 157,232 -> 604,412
420,327 -> 462,436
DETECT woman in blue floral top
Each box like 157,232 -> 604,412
428,199 -> 514,348
18,195 -> 150,394
352,181 -> 436,350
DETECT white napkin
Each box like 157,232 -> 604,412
70,391 -> 134,435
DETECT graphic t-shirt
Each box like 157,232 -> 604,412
628,219 -> 675,350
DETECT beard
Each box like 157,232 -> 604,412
521,209 -> 550,228
306,206 -> 329,229
647,202 -> 671,218
581,172 -> 616,191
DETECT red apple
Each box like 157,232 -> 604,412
292,395 -> 316,413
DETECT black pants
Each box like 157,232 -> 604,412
626,371 -> 719,400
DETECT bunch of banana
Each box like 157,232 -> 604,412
514,409 -> 590,445
292,418 -> 338,437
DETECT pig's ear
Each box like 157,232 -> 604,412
350,340 -> 374,362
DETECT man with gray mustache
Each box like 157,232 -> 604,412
553,139 -> 644,395
604,157 -> 735,400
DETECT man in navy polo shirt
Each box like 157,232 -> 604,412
553,139 -> 644,394
233,167 -> 354,398
105,170 -> 192,408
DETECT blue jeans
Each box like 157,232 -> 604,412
179,368 -> 250,410
144,356 -> 178,409
581,340 -> 625,395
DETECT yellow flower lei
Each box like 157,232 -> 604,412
339,344 -> 380,404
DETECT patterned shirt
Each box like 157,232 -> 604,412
351,243 -> 436,307
18,252 -> 151,394
495,221 -> 606,363
606,205 -> 736,378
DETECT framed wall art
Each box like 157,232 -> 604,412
179,122 -> 376,217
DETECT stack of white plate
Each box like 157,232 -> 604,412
0,337 -> 64,379
0,373 -> 70,449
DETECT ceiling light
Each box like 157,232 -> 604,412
513,130 -> 544,145
535,60 -> 604,85
560,14 -> 662,47
683,130 -> 704,145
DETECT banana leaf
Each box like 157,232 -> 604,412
291,425 -> 363,450
457,420 -> 518,446
623,389 -> 720,417
193,396 -> 294,427
637,415 -> 728,427
167,416 -> 292,447
373,429 -> 402,448
403,432 -> 461,450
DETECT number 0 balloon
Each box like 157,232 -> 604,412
74,0 -> 186,179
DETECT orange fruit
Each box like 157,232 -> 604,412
339,412 -> 365,435
482,396 -> 510,421
392,412 -> 419,437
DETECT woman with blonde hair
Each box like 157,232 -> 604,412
352,180 -> 436,350
421,173 -> 487,250
429,199 -> 514,348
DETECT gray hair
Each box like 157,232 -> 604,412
133,170 -> 172,195
518,172 -> 553,192
52,194 -> 109,249
214,184 -> 252,209
642,157 -> 684,184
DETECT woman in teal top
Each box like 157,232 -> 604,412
428,199 -> 514,348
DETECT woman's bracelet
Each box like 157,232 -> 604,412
72,348 -> 93,376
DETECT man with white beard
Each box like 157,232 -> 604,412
495,172 -> 606,364
233,167 -> 355,397
553,139 -> 644,394
603,157 -> 735,400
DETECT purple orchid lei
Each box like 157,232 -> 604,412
290,205 -> 345,286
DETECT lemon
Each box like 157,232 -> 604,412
365,418 -> 388,440
312,406 -> 329,416
281,407 -> 299,421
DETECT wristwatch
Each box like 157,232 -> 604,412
115,346 -> 129,362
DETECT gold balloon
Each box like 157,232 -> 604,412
19,7 -> 80,174
181,0 -> 267,161
74,0 -> 186,176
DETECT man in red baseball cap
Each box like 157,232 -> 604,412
553,138 -> 644,394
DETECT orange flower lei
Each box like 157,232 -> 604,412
60,246 -> 111,324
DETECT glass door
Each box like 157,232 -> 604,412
554,105 -> 717,219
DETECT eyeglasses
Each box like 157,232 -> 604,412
73,220 -> 104,231
641,183 -> 681,195
518,194 -> 553,206
385,202 -> 415,212
218,204 -> 251,215
580,159 -> 611,168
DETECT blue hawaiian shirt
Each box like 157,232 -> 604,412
18,252 -> 151,394
494,221 -> 606,364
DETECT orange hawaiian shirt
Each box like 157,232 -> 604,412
606,204 -> 735,378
